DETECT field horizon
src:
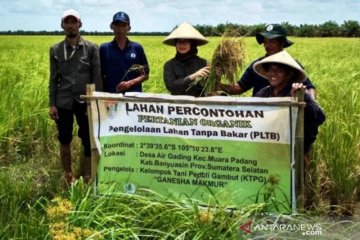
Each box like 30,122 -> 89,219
0,35 -> 359,239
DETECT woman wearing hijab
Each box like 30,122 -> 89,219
163,22 -> 210,97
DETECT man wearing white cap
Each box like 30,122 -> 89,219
49,9 -> 102,185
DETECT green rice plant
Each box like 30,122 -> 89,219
0,36 -> 360,238
292,38 -> 360,214
0,36 -> 57,162
0,165 -> 61,239
40,183 -> 360,239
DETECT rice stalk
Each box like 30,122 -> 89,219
191,29 -> 245,95
120,64 -> 149,82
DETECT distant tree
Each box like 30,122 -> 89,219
223,22 -> 239,32
341,20 -> 360,37
249,24 -> 266,36
237,25 -> 250,36
297,24 -> 317,37
194,24 -> 205,35
1,20 -> 360,37
215,23 -> 226,36
281,22 -> 296,36
204,25 -> 214,36
318,20 -> 340,37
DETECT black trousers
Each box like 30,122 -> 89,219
55,101 -> 91,156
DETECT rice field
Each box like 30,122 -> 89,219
0,35 -> 359,239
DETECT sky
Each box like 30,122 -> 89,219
0,0 -> 359,32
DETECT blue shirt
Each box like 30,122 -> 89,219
100,38 -> 149,93
238,56 -> 315,96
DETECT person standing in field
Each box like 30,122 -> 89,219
49,9 -> 102,185
163,22 -> 210,97
253,50 -> 325,209
219,24 -> 316,99
100,11 -> 149,93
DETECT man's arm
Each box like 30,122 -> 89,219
48,47 -> 59,120
218,82 -> 245,94
91,43 -> 103,91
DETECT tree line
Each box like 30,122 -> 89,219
195,20 -> 360,37
1,20 -> 360,37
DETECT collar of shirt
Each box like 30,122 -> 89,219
63,37 -> 85,60
64,36 -> 85,48
111,37 -> 130,49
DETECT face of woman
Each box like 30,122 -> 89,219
175,39 -> 191,54
265,64 -> 292,89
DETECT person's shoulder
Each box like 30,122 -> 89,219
50,40 -> 64,51
164,57 -> 176,66
255,86 -> 270,97
100,40 -> 114,48
253,56 -> 266,63
128,40 -> 144,48
83,39 -> 99,48
246,56 -> 265,68
51,39 -> 65,47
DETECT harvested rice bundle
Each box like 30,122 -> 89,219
191,29 -> 245,96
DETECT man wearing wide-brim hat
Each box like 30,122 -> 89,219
255,24 -> 294,48
219,24 -> 316,99
163,22 -> 210,97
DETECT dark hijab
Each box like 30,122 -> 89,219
175,40 -> 198,61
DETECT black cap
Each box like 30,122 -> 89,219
112,11 -> 130,25
256,24 -> 293,48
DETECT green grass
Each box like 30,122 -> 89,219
0,36 -> 359,239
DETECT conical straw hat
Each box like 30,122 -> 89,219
253,50 -> 307,82
163,22 -> 209,46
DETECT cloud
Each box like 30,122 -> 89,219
0,0 -> 358,32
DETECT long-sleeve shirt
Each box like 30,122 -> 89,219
164,55 -> 207,97
49,37 -> 102,110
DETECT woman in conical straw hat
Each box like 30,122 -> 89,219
254,50 -> 325,209
254,50 -> 325,154
253,50 -> 308,97
163,22 -> 210,97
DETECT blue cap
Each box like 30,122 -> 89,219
112,11 -> 130,25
